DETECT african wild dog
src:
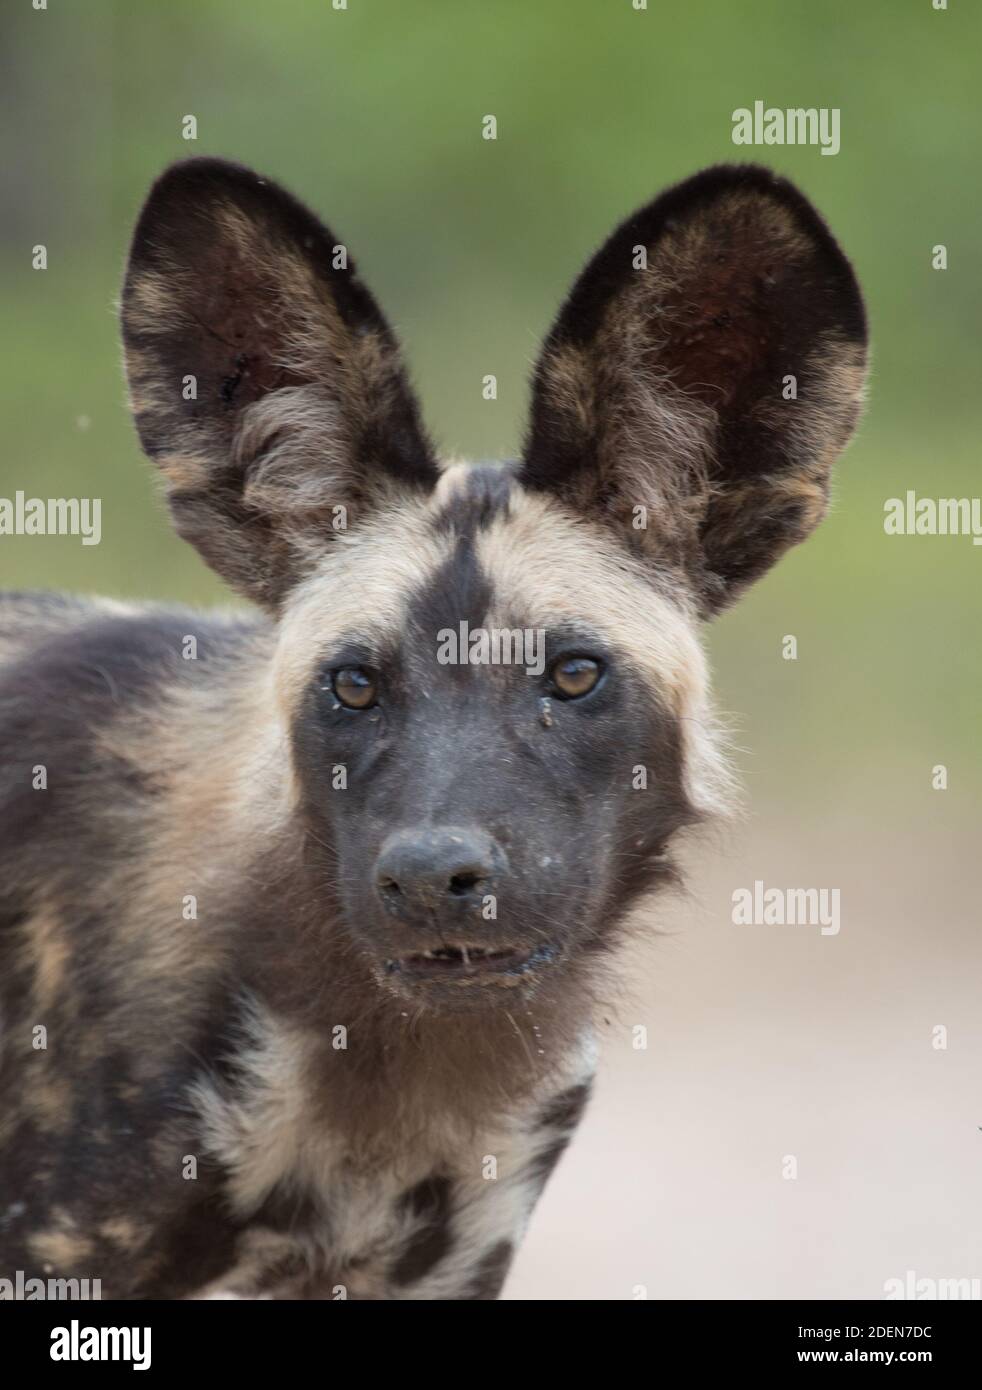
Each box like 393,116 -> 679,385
0,159 -> 867,1299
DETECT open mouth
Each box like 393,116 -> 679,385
385,942 -> 557,984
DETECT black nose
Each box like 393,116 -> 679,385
375,827 -> 504,919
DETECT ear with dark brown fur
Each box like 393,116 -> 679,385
520,164 -> 868,615
121,157 -> 437,606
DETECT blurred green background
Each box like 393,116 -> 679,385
2,0 -> 980,819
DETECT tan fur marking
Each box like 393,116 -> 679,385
28,1214 -> 93,1270
25,1074 -> 72,1135
22,906 -> 69,1016
98,1216 -> 146,1253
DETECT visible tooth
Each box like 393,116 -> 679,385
461,945 -> 470,966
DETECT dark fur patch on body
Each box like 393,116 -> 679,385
464,1239 -> 515,1300
391,1176 -> 456,1285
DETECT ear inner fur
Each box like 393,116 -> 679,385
521,163 -> 868,614
120,157 -> 438,607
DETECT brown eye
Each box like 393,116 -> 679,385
550,656 -> 603,700
332,666 -> 378,710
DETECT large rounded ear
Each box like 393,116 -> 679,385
121,158 -> 438,607
520,164 -> 868,615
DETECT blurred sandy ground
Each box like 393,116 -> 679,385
503,806 -> 981,1300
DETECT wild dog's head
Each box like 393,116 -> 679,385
122,159 -> 867,1012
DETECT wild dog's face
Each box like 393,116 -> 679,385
121,158 -> 867,1010
273,470 -> 710,1006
